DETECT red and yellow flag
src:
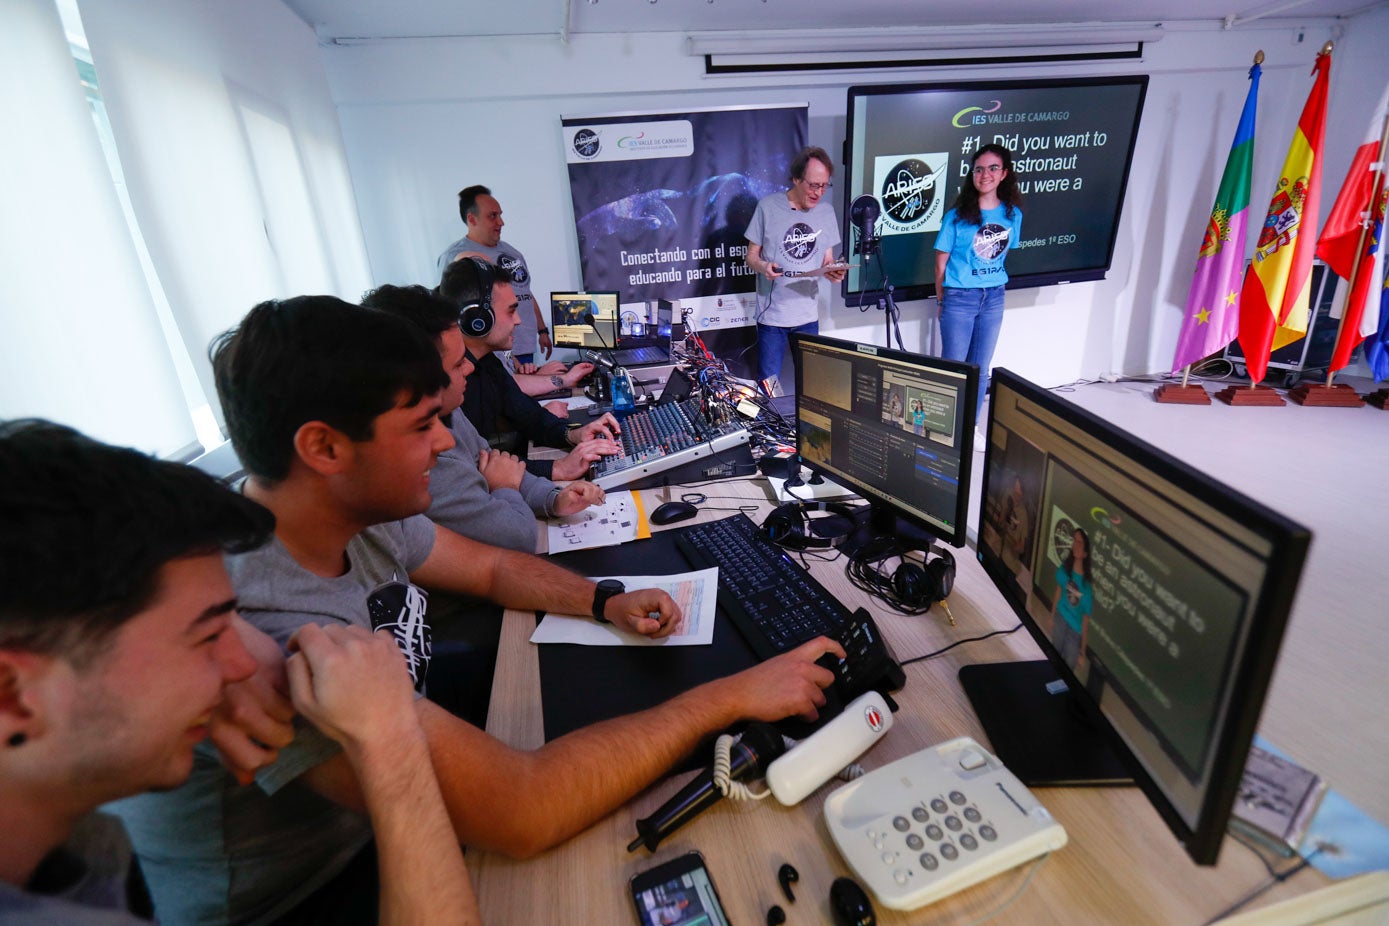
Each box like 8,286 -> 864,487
1237,49 -> 1331,384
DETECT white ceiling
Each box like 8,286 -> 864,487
281,0 -> 1388,41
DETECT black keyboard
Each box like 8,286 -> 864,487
674,514 -> 851,659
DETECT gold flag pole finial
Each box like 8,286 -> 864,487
1319,40 -> 1334,56
1253,50 -> 1265,65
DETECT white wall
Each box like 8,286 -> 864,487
319,10 -> 1389,387
80,0 -> 372,425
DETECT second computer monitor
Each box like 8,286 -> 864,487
789,333 -> 977,549
551,291 -> 619,350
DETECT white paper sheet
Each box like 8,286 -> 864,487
529,568 -> 719,647
546,490 -> 646,553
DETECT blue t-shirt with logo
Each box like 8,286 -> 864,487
935,204 -> 1023,290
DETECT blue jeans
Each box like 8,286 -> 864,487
757,320 -> 818,384
939,285 -> 1005,423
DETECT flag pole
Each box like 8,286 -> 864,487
1162,50 -> 1264,406
1224,44 -> 1330,406
1322,107 -> 1389,389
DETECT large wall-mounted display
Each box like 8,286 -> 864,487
843,76 -> 1149,303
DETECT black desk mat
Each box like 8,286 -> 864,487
538,522 -> 759,743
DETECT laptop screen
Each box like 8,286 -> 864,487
617,299 -> 674,350
550,292 -> 619,349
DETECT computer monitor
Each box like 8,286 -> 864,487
970,368 -> 1311,865
550,291 -> 619,349
789,333 -> 977,550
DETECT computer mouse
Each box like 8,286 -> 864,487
829,877 -> 876,926
649,500 -> 698,525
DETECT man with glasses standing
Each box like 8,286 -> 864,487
745,146 -> 847,388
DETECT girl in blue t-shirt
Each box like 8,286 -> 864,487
1050,528 -> 1094,668
933,144 -> 1024,425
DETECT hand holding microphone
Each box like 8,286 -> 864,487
627,722 -> 785,852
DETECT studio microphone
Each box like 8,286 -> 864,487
850,194 -> 881,265
581,349 -> 616,371
627,722 -> 785,852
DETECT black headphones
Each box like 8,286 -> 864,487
890,550 -> 956,609
845,536 -> 956,614
761,500 -> 860,550
457,256 -> 496,337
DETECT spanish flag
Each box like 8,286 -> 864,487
1237,49 -> 1331,384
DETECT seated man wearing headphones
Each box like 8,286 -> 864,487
440,257 -> 620,481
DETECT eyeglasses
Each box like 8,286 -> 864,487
972,164 -> 1004,175
801,180 -> 833,193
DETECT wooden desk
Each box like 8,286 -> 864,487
472,478 -> 1326,924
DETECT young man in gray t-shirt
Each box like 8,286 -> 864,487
112,296 -> 843,925
362,284 -> 604,553
745,146 -> 848,385
1,422 -> 474,926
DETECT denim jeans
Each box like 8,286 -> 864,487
757,320 -> 818,384
939,285 -> 1005,422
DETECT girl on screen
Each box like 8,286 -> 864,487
1050,527 -> 1094,668
933,143 -> 1024,428
910,397 -> 926,435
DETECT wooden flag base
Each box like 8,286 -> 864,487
1214,385 -> 1286,406
1153,384 -> 1211,404
1364,389 -> 1389,409
1287,383 -> 1366,407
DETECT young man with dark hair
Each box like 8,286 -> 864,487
745,145 -> 848,385
0,421 -> 476,925
438,184 -> 551,367
361,284 -> 602,553
439,258 -> 622,481
112,295 -> 840,925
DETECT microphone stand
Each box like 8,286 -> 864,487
855,232 -> 905,352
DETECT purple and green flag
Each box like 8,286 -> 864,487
1171,62 -> 1262,373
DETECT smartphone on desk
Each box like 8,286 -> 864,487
629,851 -> 731,926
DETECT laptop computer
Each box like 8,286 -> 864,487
610,299 -> 674,367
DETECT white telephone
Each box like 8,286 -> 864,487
765,691 -> 894,806
823,736 -> 1067,911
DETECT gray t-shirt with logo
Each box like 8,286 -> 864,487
109,517 -> 437,926
438,236 -> 541,355
745,192 -> 842,328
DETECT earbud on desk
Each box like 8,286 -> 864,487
777,863 -> 799,902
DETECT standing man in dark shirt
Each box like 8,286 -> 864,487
440,257 -> 620,481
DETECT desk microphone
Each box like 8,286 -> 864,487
581,349 -> 616,371
583,312 -> 616,353
627,722 -> 785,852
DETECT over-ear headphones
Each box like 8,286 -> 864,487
458,256 -> 496,337
890,550 -> 956,608
846,535 -> 956,614
761,500 -> 860,551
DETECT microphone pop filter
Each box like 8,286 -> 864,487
849,194 -> 880,227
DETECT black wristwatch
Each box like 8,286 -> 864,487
592,579 -> 625,623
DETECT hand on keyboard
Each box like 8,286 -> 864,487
711,636 -> 848,724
